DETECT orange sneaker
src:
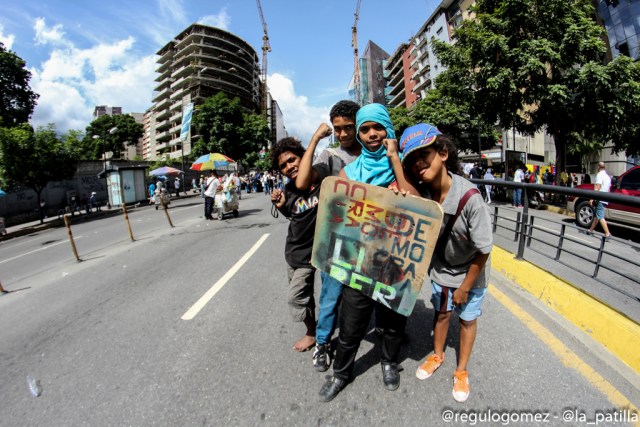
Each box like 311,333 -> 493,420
452,370 -> 470,402
416,353 -> 444,380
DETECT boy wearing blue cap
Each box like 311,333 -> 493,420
389,123 -> 493,403
319,103 -> 414,402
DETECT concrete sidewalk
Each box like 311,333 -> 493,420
0,191 -> 203,241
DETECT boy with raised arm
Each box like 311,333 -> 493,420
296,100 -> 361,372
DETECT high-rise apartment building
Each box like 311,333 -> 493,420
385,43 -> 417,109
94,105 -> 122,119
151,23 -> 262,161
409,0 -> 460,103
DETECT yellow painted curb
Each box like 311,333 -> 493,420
489,285 -> 639,419
492,246 -> 640,374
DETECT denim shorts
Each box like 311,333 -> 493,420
430,281 -> 487,321
594,201 -> 606,220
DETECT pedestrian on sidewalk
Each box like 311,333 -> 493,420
513,164 -> 524,207
173,177 -> 181,197
89,192 -> 99,212
587,162 -> 612,241
390,122 -> 493,403
483,168 -> 494,204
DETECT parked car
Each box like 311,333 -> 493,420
567,165 -> 640,228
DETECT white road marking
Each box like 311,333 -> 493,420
0,236 -> 84,265
181,233 -> 270,320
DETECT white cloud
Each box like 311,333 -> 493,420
268,73 -> 330,148
34,17 -> 68,47
0,24 -> 15,49
157,0 -> 188,24
29,19 -> 156,133
197,9 -> 231,31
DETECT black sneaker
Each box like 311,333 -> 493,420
313,344 -> 331,372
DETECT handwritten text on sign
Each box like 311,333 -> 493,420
311,177 -> 443,316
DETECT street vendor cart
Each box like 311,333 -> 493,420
213,190 -> 239,220
154,188 -> 171,210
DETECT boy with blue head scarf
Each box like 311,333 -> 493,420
319,103 -> 413,402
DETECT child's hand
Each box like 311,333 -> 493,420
313,123 -> 333,141
387,182 -> 408,196
271,189 -> 285,208
384,138 -> 400,157
452,288 -> 470,306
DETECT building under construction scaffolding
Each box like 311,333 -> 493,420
147,24 -> 263,161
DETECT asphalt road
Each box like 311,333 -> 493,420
1,193 -> 639,426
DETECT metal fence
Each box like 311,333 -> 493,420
471,179 -> 640,306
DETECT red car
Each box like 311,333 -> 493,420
567,165 -> 640,228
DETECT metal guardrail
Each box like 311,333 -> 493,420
471,179 -> 640,304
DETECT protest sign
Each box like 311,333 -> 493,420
312,177 -> 443,316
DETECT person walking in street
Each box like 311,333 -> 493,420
203,172 -> 219,220
295,100 -> 361,373
270,137 -> 330,355
513,165 -> 524,207
389,123 -> 493,403
149,181 -> 156,205
586,162 -> 612,241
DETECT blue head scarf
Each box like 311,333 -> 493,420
344,103 -> 396,186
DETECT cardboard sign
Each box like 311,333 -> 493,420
311,177 -> 444,316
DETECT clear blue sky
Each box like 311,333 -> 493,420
1,0 -> 440,146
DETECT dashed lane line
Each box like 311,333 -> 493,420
0,236 -> 84,265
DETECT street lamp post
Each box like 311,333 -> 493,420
93,126 -> 118,208
92,126 -> 118,172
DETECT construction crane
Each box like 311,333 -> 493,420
352,0 -> 362,105
256,0 -> 271,117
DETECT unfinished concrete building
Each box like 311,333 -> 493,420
151,23 -> 262,161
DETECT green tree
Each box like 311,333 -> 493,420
192,92 -> 243,159
192,92 -> 270,167
238,113 -> 271,166
0,42 -> 39,127
432,0 -> 640,172
0,124 -> 78,223
61,129 -> 86,159
82,114 -> 143,160
389,90 -> 498,153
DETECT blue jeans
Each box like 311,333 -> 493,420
513,188 -> 522,206
316,272 -> 344,345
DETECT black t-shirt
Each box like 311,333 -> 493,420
279,180 -> 323,268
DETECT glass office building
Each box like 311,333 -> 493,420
598,0 -> 640,60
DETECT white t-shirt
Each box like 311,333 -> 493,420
514,168 -> 524,183
595,170 -> 611,205
204,177 -> 220,197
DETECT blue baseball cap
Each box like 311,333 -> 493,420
399,123 -> 442,163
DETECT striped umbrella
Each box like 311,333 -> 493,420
190,153 -> 234,171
